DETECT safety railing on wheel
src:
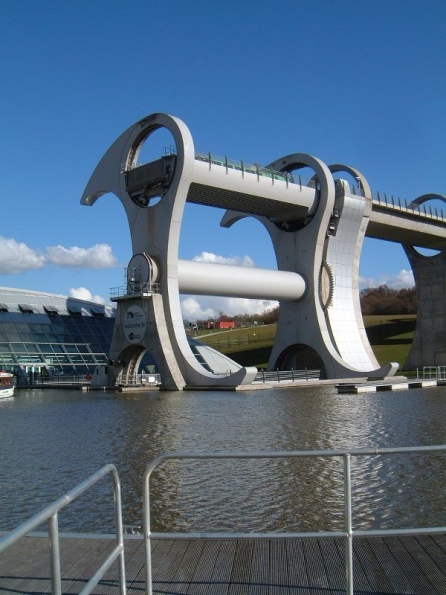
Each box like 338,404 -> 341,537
0,464 -> 126,595
119,373 -> 161,387
254,368 -> 320,382
422,365 -> 446,379
143,445 -> 446,595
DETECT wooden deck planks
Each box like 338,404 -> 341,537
361,536 -> 417,594
248,540 -> 269,595
352,537 -> 394,593
286,539 -> 312,594
186,539 -> 224,595
400,535 -> 446,593
204,539 -> 237,595
0,535 -> 111,595
318,538 -> 346,594
302,539 -> 331,594
388,535 -> 443,595
228,539 -> 254,595
59,539 -> 117,594
151,539 -> 192,594
0,533 -> 445,594
173,539 -> 206,594
270,539 -> 292,595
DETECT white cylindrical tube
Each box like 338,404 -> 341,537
177,259 -> 305,301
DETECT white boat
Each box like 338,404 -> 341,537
0,371 -> 15,398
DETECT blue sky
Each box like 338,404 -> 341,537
1,0 -> 445,319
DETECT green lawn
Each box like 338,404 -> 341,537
196,315 -> 417,371
362,315 -> 416,370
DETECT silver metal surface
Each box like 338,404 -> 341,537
0,464 -> 126,595
143,445 -> 446,595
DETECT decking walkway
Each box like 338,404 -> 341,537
1,533 -> 445,594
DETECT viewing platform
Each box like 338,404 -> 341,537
1,532 -> 446,594
1,447 -> 446,594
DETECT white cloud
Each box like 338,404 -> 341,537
181,295 -> 278,321
69,287 -> 108,305
0,236 -> 45,273
359,269 -> 414,290
192,251 -> 255,267
0,236 -> 119,274
46,243 -> 118,268
181,297 -> 219,321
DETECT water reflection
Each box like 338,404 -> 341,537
1,385 -> 445,533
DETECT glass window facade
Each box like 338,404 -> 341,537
0,287 -> 234,384
0,287 -> 116,379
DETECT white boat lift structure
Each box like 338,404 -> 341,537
81,113 -> 446,389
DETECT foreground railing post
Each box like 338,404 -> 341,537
0,465 -> 126,595
111,470 -> 127,595
344,453 -> 354,595
48,513 -> 61,595
143,468 -> 153,595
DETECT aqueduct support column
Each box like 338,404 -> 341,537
404,247 -> 446,369
403,194 -> 446,370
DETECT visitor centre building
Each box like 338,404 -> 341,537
0,287 -> 117,381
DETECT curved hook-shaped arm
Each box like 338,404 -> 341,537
81,113 -> 195,211
403,194 -> 446,256
327,163 -> 372,198
266,153 -> 334,204
408,193 -> 446,208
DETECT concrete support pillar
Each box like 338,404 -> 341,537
108,295 -> 186,390
403,247 -> 446,368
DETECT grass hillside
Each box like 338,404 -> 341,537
362,315 -> 416,367
196,315 -> 417,371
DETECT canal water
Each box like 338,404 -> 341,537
1,385 -> 445,535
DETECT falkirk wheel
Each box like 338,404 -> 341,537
81,113 -> 398,390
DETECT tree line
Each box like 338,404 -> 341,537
193,286 -> 417,327
359,285 -> 417,315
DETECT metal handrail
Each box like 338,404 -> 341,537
371,194 -> 446,222
25,374 -> 90,386
194,151 -> 316,189
143,445 -> 446,595
110,284 -> 160,300
119,373 -> 161,386
196,151 -> 446,221
254,368 -> 320,382
0,464 -> 126,595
